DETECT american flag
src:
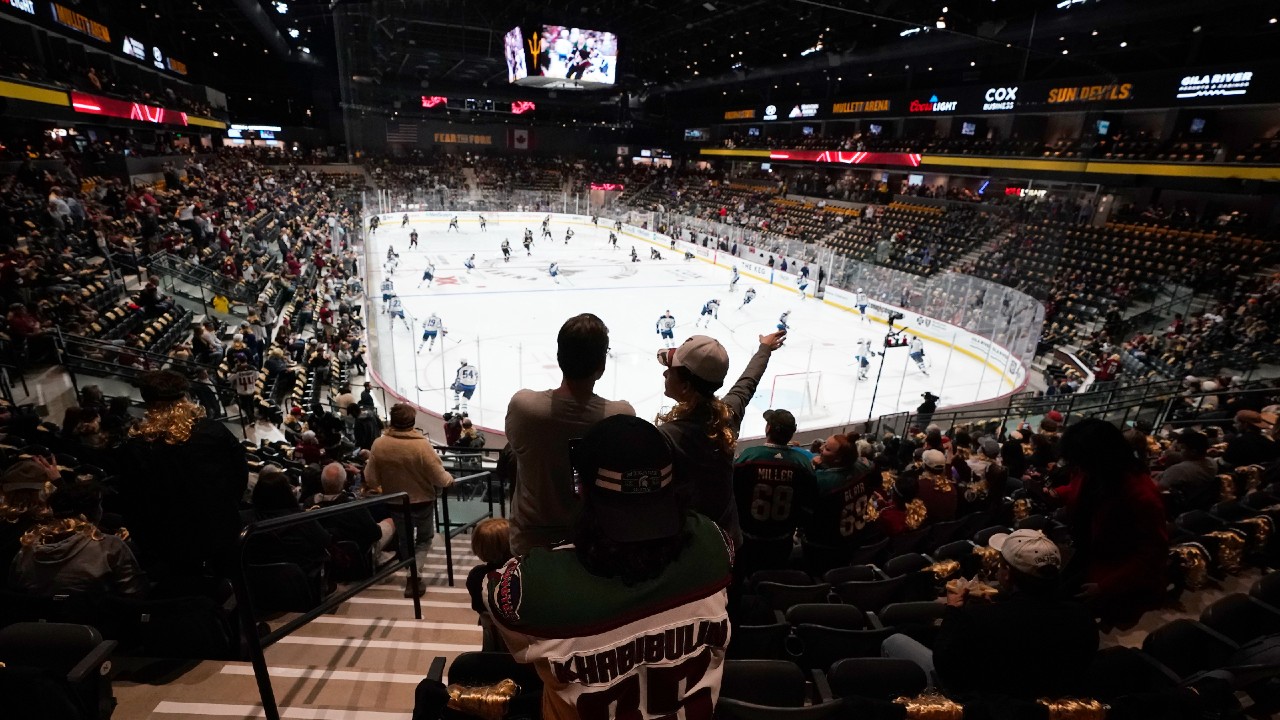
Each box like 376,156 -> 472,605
386,121 -> 418,144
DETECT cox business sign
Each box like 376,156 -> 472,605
1177,71 -> 1253,100
982,86 -> 1018,111
3,0 -> 36,14
908,94 -> 958,113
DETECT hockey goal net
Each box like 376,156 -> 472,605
768,371 -> 831,423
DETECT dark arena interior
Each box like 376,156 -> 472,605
3,0 -> 1280,718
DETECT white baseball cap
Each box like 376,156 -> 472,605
658,335 -> 730,389
989,529 -> 1061,576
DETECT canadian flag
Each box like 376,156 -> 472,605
508,128 -> 533,150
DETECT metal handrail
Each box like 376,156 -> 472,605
435,471 -> 497,586
232,491 -> 423,720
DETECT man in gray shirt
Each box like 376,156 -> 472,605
505,314 -> 634,555
1157,429 -> 1217,502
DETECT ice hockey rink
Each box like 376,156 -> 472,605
364,212 -> 1020,439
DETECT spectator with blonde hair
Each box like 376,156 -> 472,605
466,517 -> 512,651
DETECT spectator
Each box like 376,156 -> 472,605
455,417 -> 486,471
308,462 -> 391,563
1223,410 -> 1279,467
876,473 -> 926,537
364,403 -> 454,597
803,433 -> 877,569
243,469 -> 330,579
656,331 -> 787,548
486,415 -> 733,719
359,381 -> 376,408
442,412 -> 463,448
465,517 -> 512,651
116,370 -> 248,578
917,449 -> 958,522
350,403 -> 384,451
9,482 -> 148,598
248,404 -> 287,445
1155,429 -> 1217,509
0,457 -> 56,584
883,529 -> 1098,698
505,314 -> 634,555
732,408 -> 817,575
1049,418 -> 1169,628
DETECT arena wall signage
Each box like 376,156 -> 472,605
166,57 -> 188,76
787,103 -> 820,118
907,94 -> 958,113
70,91 -> 187,126
982,86 -> 1018,111
50,3 -> 110,43
433,132 -> 493,146
832,98 -> 891,114
762,104 -> 779,121
3,0 -> 36,15
768,150 -> 922,167
1176,70 -> 1253,100
1046,82 -> 1133,105
723,109 -> 755,120
122,36 -> 146,61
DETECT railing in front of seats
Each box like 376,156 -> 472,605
232,491 -> 423,720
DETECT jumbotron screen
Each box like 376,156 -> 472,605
503,26 -> 527,83
516,25 -> 618,88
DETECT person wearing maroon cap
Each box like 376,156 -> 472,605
656,331 -> 787,548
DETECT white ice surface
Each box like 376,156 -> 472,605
365,213 -> 1014,439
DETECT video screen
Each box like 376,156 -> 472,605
504,27 -> 527,83
868,123 -> 883,136
684,128 -> 710,142
534,25 -> 618,86
1096,119 -> 1111,136
1189,117 -> 1206,134
961,122 -> 977,136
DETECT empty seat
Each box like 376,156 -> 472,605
822,564 -> 881,585
825,657 -> 929,701
755,582 -> 832,612
833,576 -> 908,613
720,659 -> 807,707
792,623 -> 898,669
1200,593 -> 1280,646
726,622 -> 789,661
1142,619 -> 1239,680
785,603 -> 869,630
882,553 -> 933,578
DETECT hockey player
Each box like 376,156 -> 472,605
418,262 -> 436,289
401,213 -> 409,228
630,246 -> 640,263
777,310 -> 791,332
380,277 -> 395,313
464,254 -> 476,272
591,214 -> 599,226
656,310 -> 677,348
739,286 -> 757,308
501,239 -> 512,262
730,266 -> 740,292
614,219 -> 623,232
369,215 -> 379,233
855,337 -> 878,381
797,275 -> 810,300
541,215 -> 551,238
408,228 -> 419,249
478,214 -> 487,231
608,231 -> 618,249
452,360 -> 479,413
387,294 -> 410,330
650,248 -> 663,260
564,227 -> 574,245
523,230 -> 534,256
684,250 -> 696,262
549,262 -> 560,283
448,215 -> 460,232
697,299 -> 721,328
418,312 -> 445,352
908,336 -> 929,375
855,288 -> 868,322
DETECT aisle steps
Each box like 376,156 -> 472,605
114,545 -> 484,719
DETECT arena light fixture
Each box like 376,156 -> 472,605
288,28 -> 300,38
273,2 -> 288,14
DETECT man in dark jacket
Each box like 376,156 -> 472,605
883,529 -> 1098,698
349,403 -> 384,451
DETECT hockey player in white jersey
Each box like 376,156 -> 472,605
478,214 -> 487,231
908,336 -> 929,375
739,286 -> 757,308
448,215 -> 460,232
855,288 -> 868,322
855,337 -> 878,380
452,360 -> 479,413
777,310 -> 791,332
696,299 -> 720,328
501,239 -> 511,262
563,227 -> 574,244
380,278 -> 395,313
418,313 -> 445,352
730,266 -> 741,292
386,294 -> 411,330
548,262 -> 560,283
656,310 -> 677,348
464,254 -> 476,272
797,275 -> 810,300
418,262 -> 436,288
